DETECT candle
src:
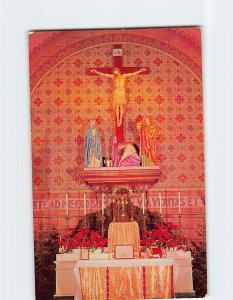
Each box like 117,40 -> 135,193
84,192 -> 87,215
142,192 -> 145,214
102,193 -> 105,215
178,192 -> 181,214
65,192 -> 69,216
159,192 -> 162,214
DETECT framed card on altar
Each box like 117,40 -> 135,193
114,244 -> 134,259
81,248 -> 90,260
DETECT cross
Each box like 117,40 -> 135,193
86,44 -> 150,142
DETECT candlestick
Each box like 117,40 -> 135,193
84,192 -> 87,215
102,193 -> 105,215
142,192 -> 145,214
101,215 -> 105,236
142,214 -> 147,231
178,192 -> 181,214
159,192 -> 162,214
65,192 -> 69,217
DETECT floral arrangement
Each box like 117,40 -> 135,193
59,227 -> 107,252
140,222 -> 187,250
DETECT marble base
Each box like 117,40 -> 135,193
55,254 -> 80,296
166,251 -> 194,295
174,291 -> 196,298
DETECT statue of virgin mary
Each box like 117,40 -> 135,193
84,119 -> 102,168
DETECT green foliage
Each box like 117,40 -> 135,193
191,239 -> 207,298
73,205 -> 161,237
34,227 -> 59,300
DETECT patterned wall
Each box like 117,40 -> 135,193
30,29 -> 205,241
31,44 -> 204,190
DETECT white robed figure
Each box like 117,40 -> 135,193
84,119 -> 102,167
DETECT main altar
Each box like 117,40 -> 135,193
55,251 -> 194,299
54,163 -> 195,299
53,44 -> 195,300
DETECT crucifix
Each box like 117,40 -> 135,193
86,44 -> 150,142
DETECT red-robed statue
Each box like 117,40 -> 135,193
136,116 -> 158,166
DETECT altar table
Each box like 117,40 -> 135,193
73,258 -> 174,300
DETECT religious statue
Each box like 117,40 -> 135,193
90,67 -> 146,127
136,116 -> 157,166
111,136 -> 141,167
84,119 -> 102,167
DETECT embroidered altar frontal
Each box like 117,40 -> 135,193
79,266 -> 173,300
74,260 -> 173,300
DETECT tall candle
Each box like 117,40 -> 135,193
102,193 -> 104,215
178,192 -> 181,214
65,192 -> 69,216
84,192 -> 87,215
159,192 -> 162,214
142,192 -> 145,214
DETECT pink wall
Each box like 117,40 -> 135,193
30,28 -> 205,243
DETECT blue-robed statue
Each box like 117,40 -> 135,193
84,119 -> 102,167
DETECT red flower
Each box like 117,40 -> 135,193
152,248 -> 162,255
140,239 -> 147,246
145,238 -> 153,247
80,227 -> 89,235
81,241 -> 91,248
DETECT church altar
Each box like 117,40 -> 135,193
53,35 -> 195,300
54,251 -> 194,299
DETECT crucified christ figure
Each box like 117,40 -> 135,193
90,67 -> 146,127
